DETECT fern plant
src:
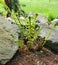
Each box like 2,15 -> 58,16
11,12 -> 42,48
3,0 -> 57,51
11,11 -> 57,51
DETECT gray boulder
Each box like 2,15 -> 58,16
39,24 -> 58,53
0,16 -> 19,65
51,18 -> 58,25
36,13 -> 48,24
28,12 -> 34,17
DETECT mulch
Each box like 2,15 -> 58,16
6,48 -> 58,65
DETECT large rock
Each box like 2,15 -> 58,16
36,13 -> 48,24
0,16 -> 19,65
28,12 -> 34,17
39,24 -> 58,53
51,18 -> 58,25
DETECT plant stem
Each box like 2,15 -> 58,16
42,23 -> 56,47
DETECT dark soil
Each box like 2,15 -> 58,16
6,48 -> 58,65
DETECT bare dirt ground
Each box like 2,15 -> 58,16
6,48 -> 58,65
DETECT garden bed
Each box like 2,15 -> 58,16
6,48 -> 58,65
